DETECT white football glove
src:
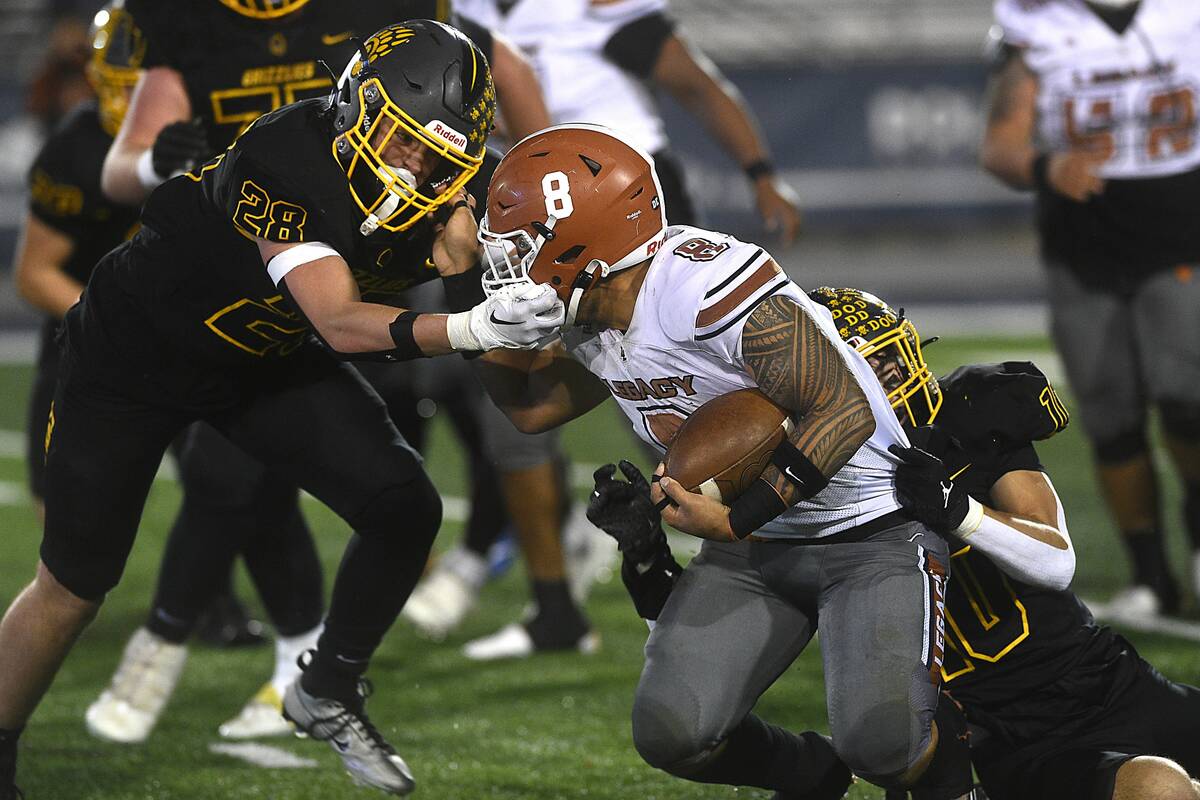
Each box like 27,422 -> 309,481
446,282 -> 565,351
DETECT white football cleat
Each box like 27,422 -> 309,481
1107,585 -> 1161,620
85,627 -> 187,744
219,683 -> 293,739
401,547 -> 487,640
462,622 -> 600,661
562,504 -> 617,603
283,677 -> 414,795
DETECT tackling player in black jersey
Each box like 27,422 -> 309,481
84,0 -> 552,744
589,286 -> 1200,800
0,22 -> 564,798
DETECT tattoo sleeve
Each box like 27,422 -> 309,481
986,52 -> 1035,125
742,295 -> 875,506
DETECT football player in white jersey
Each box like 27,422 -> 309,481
436,0 -> 804,661
982,0 -> 1200,617
457,123 -> 970,796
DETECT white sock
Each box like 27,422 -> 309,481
270,624 -> 322,697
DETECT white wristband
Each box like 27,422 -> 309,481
136,149 -> 166,192
955,496 -> 986,537
445,310 -> 481,352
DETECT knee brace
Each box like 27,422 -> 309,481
1160,401 -> 1200,442
1093,427 -> 1149,465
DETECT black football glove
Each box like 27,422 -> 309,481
888,443 -> 970,534
587,460 -> 665,564
151,120 -> 209,179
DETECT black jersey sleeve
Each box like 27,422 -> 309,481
27,141 -> 90,240
603,11 -> 677,79
26,110 -> 111,241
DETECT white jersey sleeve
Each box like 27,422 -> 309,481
585,0 -> 668,26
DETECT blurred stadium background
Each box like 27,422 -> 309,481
0,0 -> 1039,338
0,2 -> 1194,799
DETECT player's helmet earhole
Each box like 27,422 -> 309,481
551,275 -> 563,285
555,245 -> 586,265
579,155 -> 602,176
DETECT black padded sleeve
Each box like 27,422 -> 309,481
602,11 -> 676,79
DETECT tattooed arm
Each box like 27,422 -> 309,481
980,52 -> 1040,189
654,292 -> 875,540
741,294 -> 875,505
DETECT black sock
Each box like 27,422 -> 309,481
684,715 -> 847,795
526,580 -> 588,647
301,629 -> 368,707
1124,527 -> 1179,609
1184,484 -> 1200,550
0,727 -> 21,785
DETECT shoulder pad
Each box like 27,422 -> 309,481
936,361 -> 1069,452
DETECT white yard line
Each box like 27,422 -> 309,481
208,742 -> 318,769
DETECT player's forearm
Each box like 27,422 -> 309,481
981,134 -> 1039,190
475,348 -> 606,433
667,55 -> 768,171
959,502 -> 1075,590
101,140 -> 153,205
491,36 -> 552,140
314,302 -> 455,358
15,268 -> 83,320
980,55 -> 1039,190
13,215 -> 85,319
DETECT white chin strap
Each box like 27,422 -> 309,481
563,259 -> 609,329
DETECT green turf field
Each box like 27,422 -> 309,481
1,334 -> 1197,799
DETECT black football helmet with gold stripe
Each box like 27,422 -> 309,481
329,20 -> 495,235
807,286 -> 942,427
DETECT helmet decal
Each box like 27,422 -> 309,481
807,286 -> 943,428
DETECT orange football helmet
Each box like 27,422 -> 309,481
479,124 -> 667,326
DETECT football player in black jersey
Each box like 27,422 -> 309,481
84,0 -> 552,744
0,22 -> 564,798
13,3 -> 141,518
589,286 -> 1200,800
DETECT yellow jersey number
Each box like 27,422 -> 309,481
232,180 -> 307,242
205,294 -> 308,358
941,547 -> 1030,682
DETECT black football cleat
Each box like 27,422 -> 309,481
772,760 -> 853,800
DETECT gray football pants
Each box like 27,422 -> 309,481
632,520 -> 948,788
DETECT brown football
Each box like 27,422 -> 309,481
663,388 -> 793,503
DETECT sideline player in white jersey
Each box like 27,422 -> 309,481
461,123 -> 977,797
982,0 -> 1200,616
423,0 -> 804,661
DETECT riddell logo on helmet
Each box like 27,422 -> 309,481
426,120 -> 468,151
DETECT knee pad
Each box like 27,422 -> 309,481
630,694 -> 715,774
1093,428 -> 1148,464
347,474 -> 442,543
1160,401 -> 1200,441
